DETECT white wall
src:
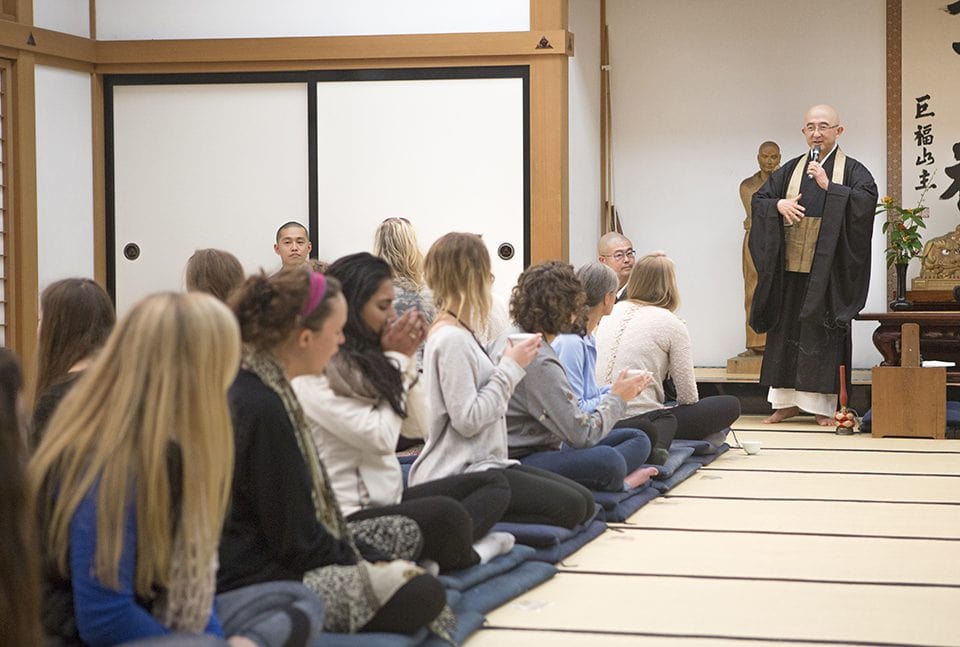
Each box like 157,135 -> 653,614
593,0 -> 887,368
35,65 -> 94,290
567,0 -> 601,267
34,0 -> 90,37
96,0 -> 529,40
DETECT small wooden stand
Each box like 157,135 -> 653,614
871,323 -> 945,439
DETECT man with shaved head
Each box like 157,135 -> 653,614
749,104 -> 877,426
598,232 -> 636,299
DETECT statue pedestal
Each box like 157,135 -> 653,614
727,353 -> 762,375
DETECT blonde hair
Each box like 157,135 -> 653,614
30,292 -> 240,597
373,217 -> 424,286
424,232 -> 491,331
624,251 -> 680,311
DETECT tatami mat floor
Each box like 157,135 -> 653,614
468,419 -> 960,646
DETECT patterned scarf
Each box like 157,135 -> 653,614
243,350 -> 354,545
154,526 -> 217,633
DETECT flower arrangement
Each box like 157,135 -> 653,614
876,189 -> 930,267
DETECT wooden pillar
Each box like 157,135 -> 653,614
91,71 -> 105,284
9,50 -> 38,388
530,0 -> 569,263
885,0 -> 901,308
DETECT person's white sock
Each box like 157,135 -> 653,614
472,531 -> 516,564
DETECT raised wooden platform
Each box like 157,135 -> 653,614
694,366 -> 957,417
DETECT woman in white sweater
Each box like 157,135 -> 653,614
408,233 -> 595,529
595,252 -> 741,441
293,253 -> 513,571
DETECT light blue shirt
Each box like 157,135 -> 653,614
551,333 -> 611,414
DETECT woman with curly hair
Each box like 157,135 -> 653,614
31,292 -> 324,646
32,278 -> 115,444
408,233 -> 595,529
292,252 -> 514,571
219,267 -> 448,638
595,252 -> 740,441
491,261 -> 658,492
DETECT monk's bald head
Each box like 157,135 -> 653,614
598,232 -> 635,288
802,104 -> 843,152
803,104 -> 839,126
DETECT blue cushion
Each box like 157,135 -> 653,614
688,443 -> 730,467
438,545 -> 534,592
492,506 -> 607,563
652,446 -> 696,479
650,460 -> 701,492
592,484 -> 660,522
451,561 -> 556,615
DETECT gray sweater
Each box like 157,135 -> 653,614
488,330 -> 627,457
407,324 -> 525,486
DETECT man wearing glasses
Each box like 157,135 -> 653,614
598,232 -> 636,299
749,104 -> 878,425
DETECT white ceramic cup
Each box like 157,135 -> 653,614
742,440 -> 762,455
508,332 -> 538,345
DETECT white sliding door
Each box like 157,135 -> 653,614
314,76 -> 526,303
112,82 -> 309,312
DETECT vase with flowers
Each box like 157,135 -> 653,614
876,189 -> 930,310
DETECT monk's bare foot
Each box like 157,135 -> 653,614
815,414 -> 835,427
763,406 -> 800,424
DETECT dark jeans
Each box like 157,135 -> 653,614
518,428 -> 652,492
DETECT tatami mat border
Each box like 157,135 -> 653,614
604,525 -> 960,542
552,570 -> 960,589
478,625 -> 947,647
701,467 -> 960,477
663,494 -> 960,506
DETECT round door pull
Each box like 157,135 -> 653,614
123,243 -> 141,261
497,243 -> 515,260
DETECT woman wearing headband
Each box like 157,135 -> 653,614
219,268 -> 448,637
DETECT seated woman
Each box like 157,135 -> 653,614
491,261 -> 657,492
552,262 -> 677,465
30,292 -> 324,647
32,278 -> 115,445
185,248 -> 245,302
373,217 -> 435,325
595,252 -> 741,441
0,349 -> 41,646
408,233 -> 595,530
293,252 -> 513,571
219,268 -> 448,637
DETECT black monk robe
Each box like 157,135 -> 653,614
749,151 -> 877,393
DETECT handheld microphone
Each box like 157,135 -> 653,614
807,146 -> 820,179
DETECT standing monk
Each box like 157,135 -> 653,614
749,105 -> 877,425
738,141 -> 781,355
